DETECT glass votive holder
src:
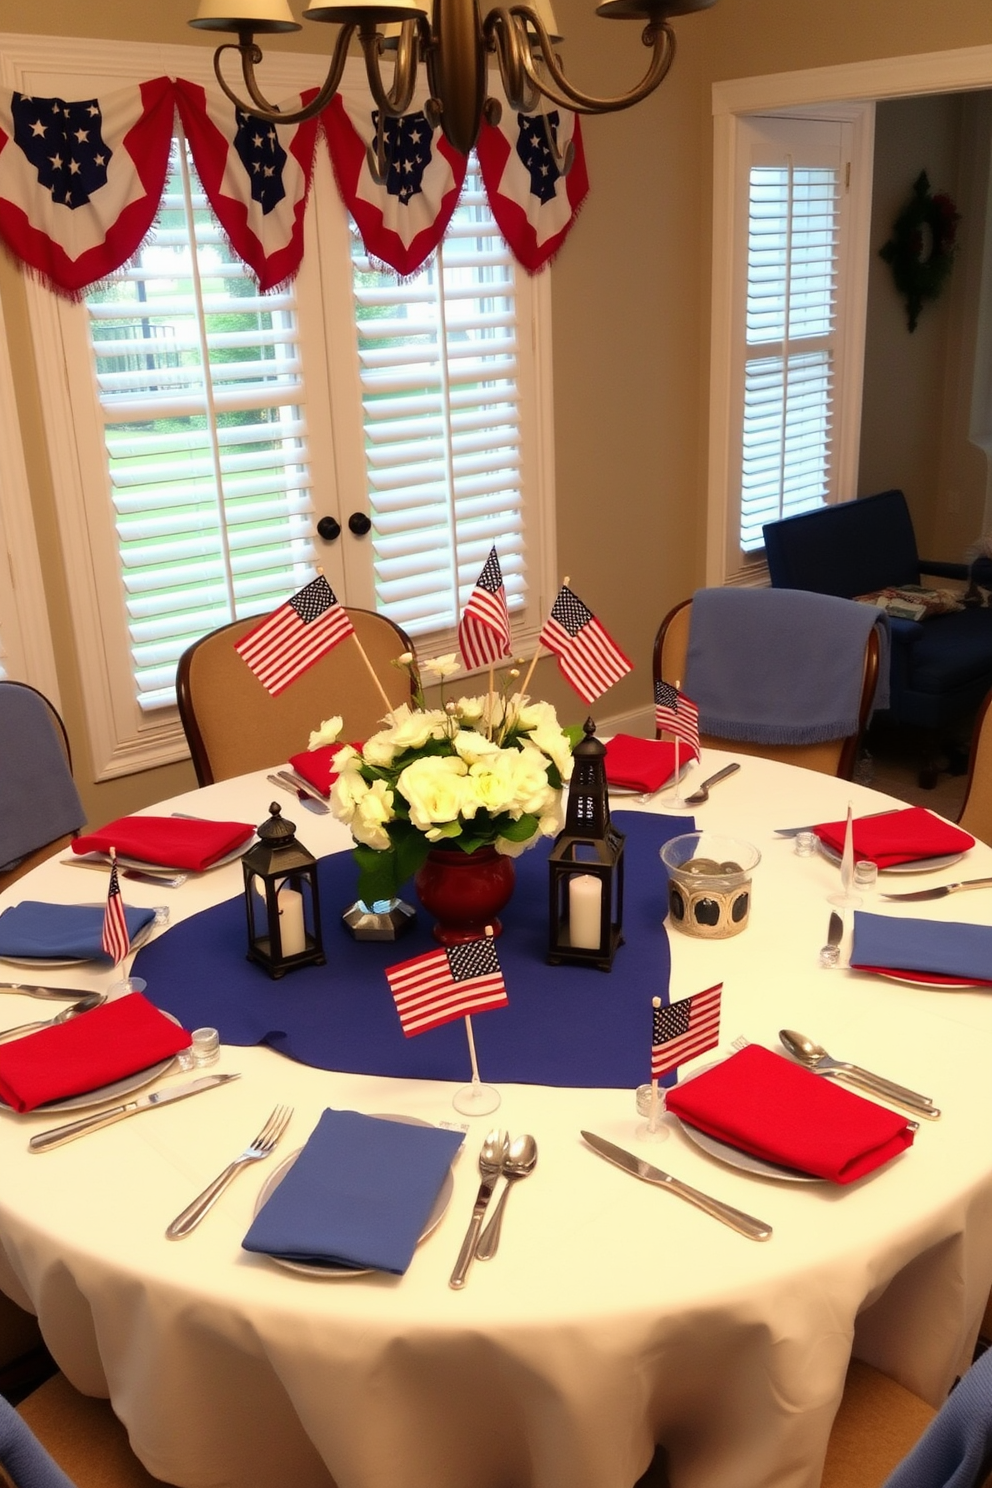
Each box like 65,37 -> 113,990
190,1027 -> 220,1066
794,832 -> 818,857
853,860 -> 878,889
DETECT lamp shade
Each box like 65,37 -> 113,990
303,0 -> 427,22
525,0 -> 562,44
595,0 -> 714,17
190,0 -> 301,31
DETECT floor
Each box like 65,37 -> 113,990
858,716 -> 972,821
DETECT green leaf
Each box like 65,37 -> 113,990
497,812 -> 540,842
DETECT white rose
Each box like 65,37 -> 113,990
330,768 -> 369,825
308,715 -> 343,751
526,719 -> 574,782
397,755 -> 470,832
361,729 -> 400,768
388,707 -> 448,753
421,652 -> 461,681
495,834 -> 533,858
465,762 -> 517,817
350,778 -> 395,851
330,743 -> 360,773
453,727 -> 502,767
499,742 -> 556,817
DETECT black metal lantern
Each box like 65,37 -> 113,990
548,719 -> 625,971
242,803 -> 326,978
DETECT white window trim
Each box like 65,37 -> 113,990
707,42 -> 992,588
1,33 -> 556,779
0,285 -> 60,700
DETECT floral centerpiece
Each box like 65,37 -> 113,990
312,655 -> 579,909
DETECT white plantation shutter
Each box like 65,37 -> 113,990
87,140 -> 317,711
739,158 -> 840,550
351,160 -> 527,636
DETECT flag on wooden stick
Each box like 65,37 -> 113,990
235,575 -> 355,696
101,853 -> 131,966
458,548 -> 512,671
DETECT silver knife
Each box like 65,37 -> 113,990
448,1171 -> 501,1288
266,775 -> 328,815
60,858 -> 187,888
580,1131 -> 772,1241
28,1073 -> 240,1152
276,770 -> 331,809
775,809 -> 899,837
0,983 -> 94,1000
881,876 -> 992,903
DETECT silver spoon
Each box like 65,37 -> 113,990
682,763 -> 741,806
0,993 -> 106,1043
779,1029 -> 939,1116
476,1134 -> 538,1260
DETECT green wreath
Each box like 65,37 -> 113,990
880,170 -> 960,332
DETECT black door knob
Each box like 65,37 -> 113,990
316,516 -> 341,542
348,512 -> 372,536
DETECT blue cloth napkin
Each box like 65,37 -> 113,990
684,588 -> 890,744
851,910 -> 992,982
0,901 -> 156,962
883,1345 -> 992,1487
242,1109 -> 465,1274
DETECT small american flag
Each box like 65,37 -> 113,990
654,680 -> 700,757
386,937 -> 508,1037
651,984 -> 722,1079
539,585 -> 632,704
235,576 -> 355,696
101,855 -> 130,966
458,548 -> 512,671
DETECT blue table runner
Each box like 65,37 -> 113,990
134,812 -> 689,1089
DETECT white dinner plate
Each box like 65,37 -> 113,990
0,915 -> 158,969
675,1119 -> 820,1183
252,1114 -> 456,1278
1,1055 -> 181,1116
818,843 -> 965,875
876,970 -> 988,991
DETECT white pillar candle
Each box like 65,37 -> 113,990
277,886 -> 306,956
569,874 -> 602,950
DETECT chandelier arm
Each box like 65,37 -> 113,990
213,28 -> 355,123
491,6 -> 677,115
358,18 -> 422,120
485,11 -> 543,115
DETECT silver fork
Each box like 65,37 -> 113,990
165,1105 -> 292,1239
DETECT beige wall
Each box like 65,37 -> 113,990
4,0 -> 992,828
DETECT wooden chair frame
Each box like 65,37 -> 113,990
176,606 -> 418,786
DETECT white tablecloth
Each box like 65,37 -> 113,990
2,753 -> 992,1488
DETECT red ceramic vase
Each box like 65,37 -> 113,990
414,845 -> 516,946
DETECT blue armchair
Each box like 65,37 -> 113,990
763,490 -> 992,781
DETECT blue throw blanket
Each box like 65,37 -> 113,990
684,588 -> 890,745
0,1393 -> 75,1488
0,685 -> 84,873
883,1346 -> 992,1488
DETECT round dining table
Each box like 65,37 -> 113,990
2,751 -> 992,1488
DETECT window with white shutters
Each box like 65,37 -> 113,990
16,36 -> 555,779
739,159 -> 840,550
86,139 -> 317,712
351,159 -> 533,639
709,106 -> 870,584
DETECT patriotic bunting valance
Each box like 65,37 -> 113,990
0,73 -> 588,298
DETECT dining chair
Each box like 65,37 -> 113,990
176,606 -> 417,786
958,689 -> 992,846
653,591 -> 882,778
0,683 -> 85,893
1,1371 -> 179,1488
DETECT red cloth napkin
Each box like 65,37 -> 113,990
854,965 -> 992,987
605,736 -> 687,794
812,806 -> 974,869
72,816 -> 255,871
287,745 -> 344,797
665,1044 -> 915,1184
0,993 -> 192,1113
